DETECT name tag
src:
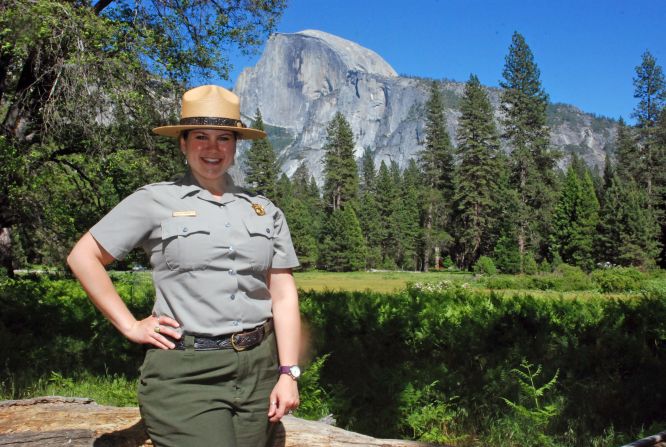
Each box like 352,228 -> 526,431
172,210 -> 197,217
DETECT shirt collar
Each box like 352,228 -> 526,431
177,171 -> 241,205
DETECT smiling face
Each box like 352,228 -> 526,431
180,129 -> 237,194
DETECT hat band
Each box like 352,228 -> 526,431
179,116 -> 247,128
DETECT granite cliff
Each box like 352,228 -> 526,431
233,30 -> 617,181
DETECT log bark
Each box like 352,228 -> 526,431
0,396 -> 436,447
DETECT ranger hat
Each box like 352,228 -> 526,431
152,85 -> 266,140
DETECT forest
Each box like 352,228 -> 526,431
1,2 -> 666,446
1,2 -> 664,275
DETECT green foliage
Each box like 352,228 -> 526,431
419,80 -> 455,271
494,235 -> 523,274
5,274 -> 666,446
591,267 -> 645,293
453,74 -> 505,268
473,256 -> 497,275
293,354 -> 332,421
491,361 -> 561,447
318,206 -> 366,271
551,165 -> 600,271
399,382 -> 467,444
245,110 -> 279,199
322,112 -> 359,211
500,31 -> 560,260
523,252 -> 539,275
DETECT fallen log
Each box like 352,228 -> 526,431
0,396 -> 436,446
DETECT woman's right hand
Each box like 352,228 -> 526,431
124,314 -> 181,349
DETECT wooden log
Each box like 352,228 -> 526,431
0,396 -> 436,447
620,430 -> 666,447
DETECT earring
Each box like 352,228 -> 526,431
184,159 -> 188,165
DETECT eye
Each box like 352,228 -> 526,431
218,135 -> 232,142
194,134 -> 208,140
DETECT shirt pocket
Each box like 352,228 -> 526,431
242,216 -> 275,271
161,218 -> 213,271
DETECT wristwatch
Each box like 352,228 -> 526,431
278,365 -> 301,380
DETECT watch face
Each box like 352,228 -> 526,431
289,365 -> 301,378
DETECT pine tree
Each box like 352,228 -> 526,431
360,147 -> 377,194
322,112 -> 359,211
419,80 -> 455,270
399,160 -> 423,270
500,31 -> 560,267
275,173 -> 292,207
318,206 -> 366,271
356,149 -> 383,268
245,109 -> 278,199
452,74 -> 504,269
614,118 -> 641,184
551,166 -> 599,270
632,51 -> 666,266
633,51 -> 665,129
375,161 -> 399,268
596,175 -> 661,267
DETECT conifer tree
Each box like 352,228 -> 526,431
551,166 -> 599,270
453,74 -> 504,269
288,163 -> 323,267
632,52 -> 665,265
245,109 -> 278,199
596,175 -> 661,267
375,161 -> 399,268
318,206 -> 366,271
399,160 -> 423,270
633,51 -> 665,129
614,118 -> 641,184
356,148 -> 383,268
322,112 -> 359,211
360,147 -> 377,194
419,80 -> 455,270
500,31 -> 560,267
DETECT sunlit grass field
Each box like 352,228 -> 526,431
293,269 -> 473,293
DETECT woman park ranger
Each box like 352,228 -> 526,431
67,85 -> 301,446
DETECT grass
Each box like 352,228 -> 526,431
294,269 -> 474,293
1,371 -> 138,406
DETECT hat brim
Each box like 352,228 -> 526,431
152,125 -> 266,140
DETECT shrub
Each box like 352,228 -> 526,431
552,263 -> 595,291
473,256 -> 497,275
523,253 -> 538,275
591,267 -> 645,293
494,236 -> 522,274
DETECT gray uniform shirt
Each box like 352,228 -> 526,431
90,172 -> 300,336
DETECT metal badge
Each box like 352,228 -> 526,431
251,203 -> 266,216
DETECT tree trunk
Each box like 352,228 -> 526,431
0,397 -> 439,447
0,227 -> 13,278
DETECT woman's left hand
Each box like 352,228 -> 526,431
267,375 -> 299,422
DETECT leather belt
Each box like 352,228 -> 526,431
170,320 -> 273,351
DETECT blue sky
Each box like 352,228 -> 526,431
225,0 -> 665,123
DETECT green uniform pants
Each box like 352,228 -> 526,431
138,332 -> 278,447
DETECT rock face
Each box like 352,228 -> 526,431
233,29 -> 617,181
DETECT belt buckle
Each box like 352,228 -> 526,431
230,332 -> 246,351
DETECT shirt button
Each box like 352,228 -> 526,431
225,222 -> 231,228
230,294 -> 236,300
228,246 -> 234,253
232,320 -> 239,326
182,227 -> 188,232
228,269 -> 236,276
265,228 -> 270,234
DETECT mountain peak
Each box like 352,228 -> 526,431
287,30 -> 398,78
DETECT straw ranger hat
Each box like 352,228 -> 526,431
153,85 -> 266,140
